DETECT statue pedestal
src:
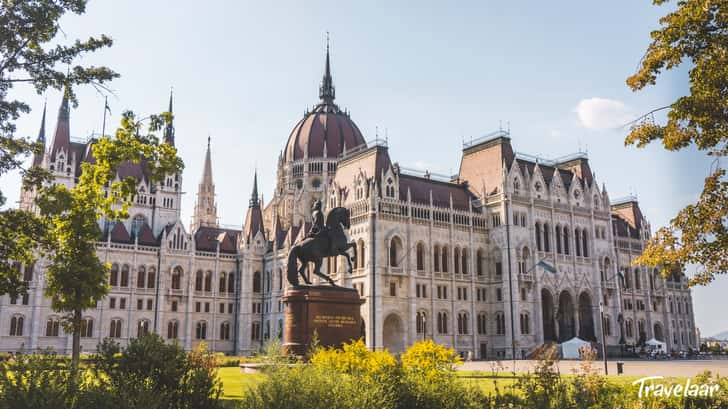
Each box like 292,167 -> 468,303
282,285 -> 364,356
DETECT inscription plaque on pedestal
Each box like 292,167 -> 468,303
283,285 -> 364,356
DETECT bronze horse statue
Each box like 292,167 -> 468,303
286,207 -> 357,287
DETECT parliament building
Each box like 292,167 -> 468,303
3,48 -> 697,358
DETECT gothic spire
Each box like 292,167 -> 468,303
202,135 -> 213,186
50,87 -> 71,161
249,170 -> 260,208
32,102 -> 47,166
318,34 -> 335,104
191,136 -> 218,231
163,89 -> 175,146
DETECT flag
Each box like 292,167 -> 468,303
104,97 -> 111,114
537,260 -> 557,274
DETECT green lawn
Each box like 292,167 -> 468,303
217,367 -> 265,401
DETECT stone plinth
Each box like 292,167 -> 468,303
282,285 -> 364,356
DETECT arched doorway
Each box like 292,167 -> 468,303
541,289 -> 556,342
383,314 -> 405,354
557,291 -> 575,342
653,322 -> 664,342
578,292 -> 596,341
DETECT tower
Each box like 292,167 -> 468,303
191,137 -> 218,231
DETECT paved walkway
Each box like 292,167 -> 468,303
460,359 -> 728,377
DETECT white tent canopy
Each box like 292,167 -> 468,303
645,338 -> 667,350
560,337 -> 592,359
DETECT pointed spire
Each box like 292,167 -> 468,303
164,88 -> 175,146
319,32 -> 335,104
202,135 -> 213,186
249,170 -> 260,208
50,87 -> 71,161
33,102 -> 47,166
191,136 -> 218,231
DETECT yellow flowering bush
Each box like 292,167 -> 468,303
400,340 -> 461,381
310,339 -> 397,380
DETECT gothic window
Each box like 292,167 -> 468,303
46,317 -> 61,336
253,271 -> 261,293
9,315 -> 24,336
220,322 -> 231,340
171,266 -> 183,290
433,245 -> 440,272
138,319 -> 150,337
137,266 -> 146,288
457,312 -> 469,335
110,263 -> 119,286
535,222 -> 543,251
453,248 -> 460,274
120,265 -> 130,287
556,226 -> 563,254
228,272 -> 235,293
204,271 -> 212,292
563,227 -> 570,255
496,312 -> 506,335
437,312 -> 449,334
477,313 -> 487,335
416,311 -> 427,334
582,229 -> 588,257
80,318 -> 93,338
543,223 -> 551,251
147,267 -> 156,289
513,178 -> 520,195
23,263 -> 33,282
520,312 -> 530,334
476,249 -> 484,276
634,269 -> 641,290
219,272 -> 227,293
168,320 -> 179,339
389,236 -> 402,267
196,321 -> 207,340
441,246 -> 449,273
195,270 -> 203,291
461,248 -> 468,274
109,319 -> 122,338
416,242 -> 425,271
358,240 -> 365,269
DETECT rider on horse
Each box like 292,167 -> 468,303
306,200 -> 327,240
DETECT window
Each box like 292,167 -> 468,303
137,266 -> 146,288
23,263 -> 33,282
389,282 -> 397,297
626,319 -> 634,338
477,313 -> 487,335
461,248 -> 468,274
457,312 -> 469,335
195,302 -> 201,313
195,270 -> 203,291
495,261 -> 503,278
137,299 -> 144,310
476,249 -> 484,276
9,316 -> 24,336
110,319 -> 122,338
196,321 -> 207,340
454,248 -> 460,274
220,303 -> 225,313
204,271 -> 212,292
80,318 -> 93,338
168,321 -> 179,339
219,272 -> 227,293
389,237 -> 402,267
171,267 -> 183,290
220,322 -> 231,340
433,245 -> 440,272
251,322 -> 261,341
535,222 -> 543,251
441,246 -> 449,273
496,312 -> 506,335
416,311 -> 427,334
634,269 -> 641,290
228,272 -> 235,293
109,297 -> 116,309
496,288 -> 502,301
437,312 -> 449,334
120,265 -> 130,287
603,315 -> 612,336
138,320 -> 150,337
147,299 -> 153,310
520,313 -> 530,334
416,242 -> 425,270
357,241 -> 365,269
171,301 -> 178,312
205,302 -> 210,313
110,264 -> 119,286
253,271 -> 261,293
543,223 -> 551,251
46,317 -> 61,336
491,213 -> 501,227
147,267 -> 156,289
119,298 -> 126,309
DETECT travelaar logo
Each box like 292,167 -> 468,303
632,376 -> 720,398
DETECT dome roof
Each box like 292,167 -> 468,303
283,46 -> 366,162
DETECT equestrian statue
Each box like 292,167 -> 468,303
286,200 -> 357,287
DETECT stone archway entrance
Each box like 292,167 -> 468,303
541,289 -> 556,342
578,292 -> 596,341
557,291 -> 575,342
382,313 -> 405,354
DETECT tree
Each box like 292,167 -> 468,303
0,0 -> 118,296
626,0 -> 727,285
36,111 -> 183,368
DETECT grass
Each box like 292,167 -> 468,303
217,367 -> 265,401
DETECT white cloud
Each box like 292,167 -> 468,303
574,97 -> 632,130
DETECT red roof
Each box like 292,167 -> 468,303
109,222 -> 131,243
399,174 -> 478,211
243,205 -> 265,243
136,222 -> 159,246
194,226 -> 240,253
284,102 -> 366,162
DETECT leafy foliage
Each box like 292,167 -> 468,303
626,0 -> 727,284
0,0 -> 117,298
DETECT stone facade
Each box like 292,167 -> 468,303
1,50 -> 697,358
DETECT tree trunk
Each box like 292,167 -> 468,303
71,308 -> 81,370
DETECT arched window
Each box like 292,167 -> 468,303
556,225 -> 563,254
80,318 -> 93,338
204,271 -> 212,292
9,315 -> 24,336
416,311 -> 427,334
453,247 -> 460,274
457,312 -> 469,335
137,266 -> 146,288
195,270 -> 203,291
520,312 -> 530,334
416,242 -> 425,271
389,236 -> 402,267
575,229 -> 581,256
563,227 -> 570,255
147,267 -> 156,289
171,267 -> 182,290
137,319 -> 150,337
634,269 -> 641,290
167,320 -> 179,339
437,312 -> 449,334
433,245 -> 441,272
109,319 -> 122,338
582,229 -> 588,257
357,240 -> 365,269
496,312 -> 506,335
46,316 -> 61,336
110,263 -> 119,286
120,265 -> 130,287
476,249 -> 484,276
196,321 -> 207,340
535,222 -> 543,251
220,322 -> 231,340
543,223 -> 551,252
513,178 -> 520,195
253,271 -> 261,293
477,313 -> 487,335
461,248 -> 468,275
219,272 -> 227,293
228,272 -> 235,293
626,319 -> 634,338
441,246 -> 449,273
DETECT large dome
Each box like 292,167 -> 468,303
283,46 -> 366,162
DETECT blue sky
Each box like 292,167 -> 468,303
1,1 -> 725,337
